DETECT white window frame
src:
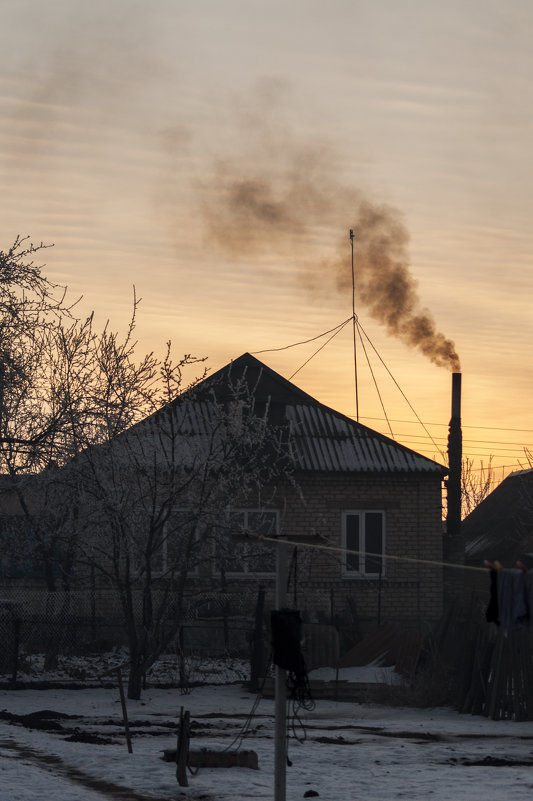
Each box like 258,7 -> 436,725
342,510 -> 386,578
214,509 -> 278,578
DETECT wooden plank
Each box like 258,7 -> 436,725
163,748 -> 259,769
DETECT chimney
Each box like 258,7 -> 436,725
447,372 -> 462,540
444,372 -> 464,612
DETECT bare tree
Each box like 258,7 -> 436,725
0,239 -> 292,697
0,236 -> 78,471
461,456 -> 495,518
518,448 -> 533,470
0,238 -> 82,593
69,356 -> 290,699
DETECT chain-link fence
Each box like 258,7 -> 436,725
0,587 -> 264,687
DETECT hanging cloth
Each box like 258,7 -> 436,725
497,569 -> 529,632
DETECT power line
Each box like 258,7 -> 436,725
359,416 -> 533,435
392,436 -> 533,452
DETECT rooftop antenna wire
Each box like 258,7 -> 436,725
350,229 -> 359,422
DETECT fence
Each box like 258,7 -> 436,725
0,587 -> 262,687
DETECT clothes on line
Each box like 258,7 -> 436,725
486,567 -> 533,632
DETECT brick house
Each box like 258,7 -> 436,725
186,353 -> 447,635
0,352 -> 447,641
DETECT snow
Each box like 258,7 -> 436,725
2,678 -> 533,801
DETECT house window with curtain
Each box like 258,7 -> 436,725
215,509 -> 277,577
342,510 -> 385,577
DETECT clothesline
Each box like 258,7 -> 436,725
249,532 -> 488,573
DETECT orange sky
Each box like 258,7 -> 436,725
1,0 -> 533,488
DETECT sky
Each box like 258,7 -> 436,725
2,682 -> 533,801
1,0 -> 533,484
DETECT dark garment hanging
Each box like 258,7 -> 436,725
497,568 -> 529,632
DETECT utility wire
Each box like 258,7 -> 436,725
390,433 -> 533,449
250,532 -> 488,574
359,416 -> 533,435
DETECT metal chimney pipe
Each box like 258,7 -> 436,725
447,372 -> 462,541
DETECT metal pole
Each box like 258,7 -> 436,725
350,229 -> 359,422
274,539 -> 288,801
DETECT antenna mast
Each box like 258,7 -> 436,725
350,229 -> 359,421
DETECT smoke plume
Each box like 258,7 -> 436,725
200,87 -> 460,371
336,201 -> 461,371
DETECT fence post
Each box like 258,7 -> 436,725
178,625 -> 188,690
250,586 -> 265,692
10,617 -> 21,686
90,562 -> 97,642
116,668 -> 133,753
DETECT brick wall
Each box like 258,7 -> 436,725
270,471 -> 444,633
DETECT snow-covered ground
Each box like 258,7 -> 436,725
2,674 -> 533,801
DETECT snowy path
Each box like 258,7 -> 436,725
0,735 -> 194,801
2,686 -> 533,800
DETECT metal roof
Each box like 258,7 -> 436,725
132,353 -> 446,476
285,404 -> 444,474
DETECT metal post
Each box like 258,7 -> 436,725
350,229 -> 359,422
274,539 -> 288,801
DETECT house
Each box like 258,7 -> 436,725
463,468 -> 533,598
171,352 -> 448,635
0,353 -> 448,643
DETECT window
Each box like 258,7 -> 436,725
342,511 -> 385,577
215,509 -> 277,577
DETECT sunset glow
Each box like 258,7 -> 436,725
2,1 -> 533,488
